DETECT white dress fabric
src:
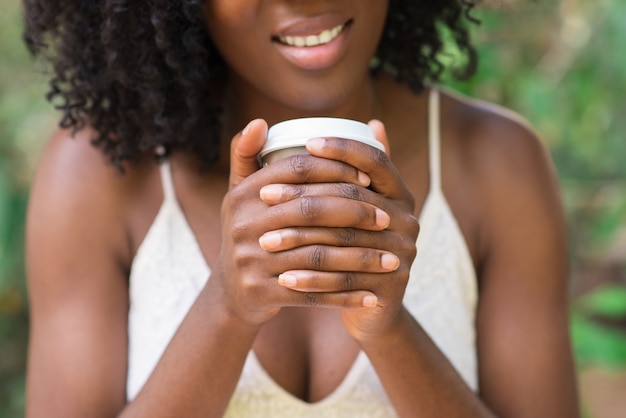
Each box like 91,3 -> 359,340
126,88 -> 479,417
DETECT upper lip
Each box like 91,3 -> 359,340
272,14 -> 352,38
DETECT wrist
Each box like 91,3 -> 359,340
354,307 -> 415,349
200,279 -> 266,335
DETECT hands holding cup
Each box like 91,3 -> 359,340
214,118 -> 419,341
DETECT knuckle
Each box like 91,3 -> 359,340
341,272 -> 355,291
331,137 -> 350,155
359,249 -> 377,269
232,246 -> 256,269
230,218 -> 253,241
362,205 -> 378,225
371,249 -> 385,267
338,228 -> 357,246
299,196 -> 319,220
308,245 -> 325,269
304,292 -> 320,306
396,265 -> 412,284
340,293 -> 354,308
290,228 -> 305,245
291,185 -> 304,199
309,275 -> 319,289
240,274 -> 261,294
397,233 -> 417,262
397,216 -> 420,241
288,154 -> 310,180
228,185 -> 248,205
401,262 -> 412,277
408,216 -> 420,237
338,183 -> 361,201
371,148 -> 388,169
407,244 -> 417,261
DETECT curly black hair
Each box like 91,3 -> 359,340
23,0 -> 478,168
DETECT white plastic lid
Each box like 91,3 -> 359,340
259,117 -> 384,159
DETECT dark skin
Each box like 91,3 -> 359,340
25,1 -> 579,417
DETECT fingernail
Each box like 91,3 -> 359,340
260,184 -> 283,202
278,273 -> 297,287
242,120 -> 254,136
259,232 -> 281,250
358,171 -> 371,187
381,253 -> 400,271
375,209 -> 390,229
362,295 -> 378,308
306,137 -> 325,152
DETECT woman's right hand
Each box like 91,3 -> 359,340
208,119 -> 394,327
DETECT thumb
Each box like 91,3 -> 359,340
229,119 -> 268,188
368,119 -> 390,157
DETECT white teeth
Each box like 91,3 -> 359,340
278,23 -> 345,47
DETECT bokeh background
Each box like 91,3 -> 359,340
1,0 -> 625,416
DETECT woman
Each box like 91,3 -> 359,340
23,0 -> 580,416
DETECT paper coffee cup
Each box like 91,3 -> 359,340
258,117 -> 384,166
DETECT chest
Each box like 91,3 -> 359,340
139,163 -> 363,402
127,145 -> 479,403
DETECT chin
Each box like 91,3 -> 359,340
273,72 -> 370,116
289,92 -> 351,115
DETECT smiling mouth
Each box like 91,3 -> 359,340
273,21 -> 351,47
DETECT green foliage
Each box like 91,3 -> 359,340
579,284 -> 626,320
571,283 -> 626,368
571,312 -> 626,368
0,1 -> 53,416
445,1 -> 626,385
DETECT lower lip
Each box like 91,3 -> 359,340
273,25 -> 351,71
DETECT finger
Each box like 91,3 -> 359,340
259,182 -> 419,233
259,227 -> 387,252
260,182 -> 372,205
229,119 -> 268,188
259,153 -> 371,187
368,119 -> 391,157
265,285 -> 378,309
283,289 -> 379,309
272,245 -> 400,273
305,133 -> 410,203
277,270 -> 384,293
262,195 -> 390,230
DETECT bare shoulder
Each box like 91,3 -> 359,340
25,127 -> 160,415
439,92 -> 579,417
441,87 -> 554,180
441,87 -> 561,203
27,126 -> 157,272
439,87 -> 566,263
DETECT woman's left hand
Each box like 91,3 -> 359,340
259,120 -> 420,342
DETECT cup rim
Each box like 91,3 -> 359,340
259,117 -> 384,159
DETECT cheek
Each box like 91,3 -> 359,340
204,2 -> 264,71
363,0 -> 389,43
203,1 -> 260,46
204,0 -> 256,26
202,0 -> 390,112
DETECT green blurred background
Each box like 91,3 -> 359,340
1,0 -> 625,417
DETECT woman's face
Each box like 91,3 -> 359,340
204,0 -> 389,117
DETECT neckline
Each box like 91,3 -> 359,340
145,87 -> 446,406
246,349 -> 370,407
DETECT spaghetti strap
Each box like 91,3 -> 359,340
428,87 -> 442,193
158,159 -> 176,203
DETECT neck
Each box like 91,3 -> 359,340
220,73 -> 382,140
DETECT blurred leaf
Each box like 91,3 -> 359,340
578,284 -> 626,319
571,313 -> 626,368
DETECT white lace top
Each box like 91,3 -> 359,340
126,89 -> 479,416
